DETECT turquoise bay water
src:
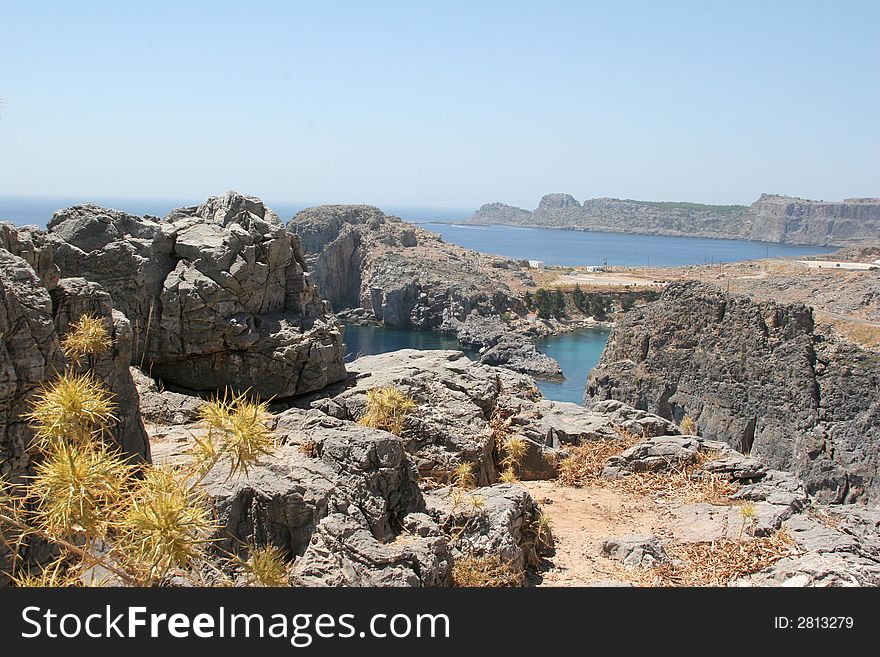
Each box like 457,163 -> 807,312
534,327 -> 611,403
419,222 -> 829,267
343,323 -> 609,404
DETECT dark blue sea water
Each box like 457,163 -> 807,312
418,222 -> 829,267
343,323 -> 608,404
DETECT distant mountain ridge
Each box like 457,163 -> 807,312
469,193 -> 880,246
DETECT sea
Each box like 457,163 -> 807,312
0,195 -> 829,404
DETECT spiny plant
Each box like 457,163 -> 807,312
29,440 -> 131,538
61,314 -> 112,363
451,461 -> 476,490
739,501 -> 759,539
680,415 -> 698,436
357,387 -> 416,436
1,317 -> 281,587
25,371 -> 116,446
243,545 -> 290,587
194,389 -> 275,477
500,436 -> 528,481
117,466 -> 214,582
499,468 -> 518,484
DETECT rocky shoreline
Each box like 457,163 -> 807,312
2,192 -> 878,587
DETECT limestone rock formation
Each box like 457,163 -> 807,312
288,205 -> 560,377
468,192 -> 880,246
310,349 -> 679,486
586,281 -> 880,503
0,247 -> 149,483
42,192 -> 346,398
743,194 -> 880,246
0,249 -> 63,481
424,483 -> 552,575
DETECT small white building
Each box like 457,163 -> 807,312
584,265 -> 606,273
797,260 -> 878,271
528,260 -> 545,269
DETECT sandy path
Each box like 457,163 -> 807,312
524,480 -> 670,586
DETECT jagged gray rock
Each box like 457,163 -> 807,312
602,534 -> 669,568
43,192 -> 346,398
288,205 -> 562,378
129,367 -> 203,425
587,280 -> 880,503
0,249 -> 149,481
424,483 -> 552,575
602,435 -> 701,477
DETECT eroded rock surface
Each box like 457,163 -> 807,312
587,281 -> 880,503
42,192 -> 346,398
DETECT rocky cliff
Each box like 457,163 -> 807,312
585,281 -> 880,503
743,194 -> 880,246
38,192 -> 346,398
288,205 -> 562,378
471,193 -> 880,246
0,240 -> 150,483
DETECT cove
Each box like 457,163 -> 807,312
342,323 -> 610,404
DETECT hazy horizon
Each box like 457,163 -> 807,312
2,1 -> 878,207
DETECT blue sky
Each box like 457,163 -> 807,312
1,0 -> 877,209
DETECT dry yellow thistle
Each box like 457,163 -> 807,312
357,387 -> 416,436
61,314 -> 112,362
25,371 -> 116,446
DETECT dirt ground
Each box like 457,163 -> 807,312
524,480 -> 672,586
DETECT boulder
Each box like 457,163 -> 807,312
424,483 -> 552,575
602,534 -> 669,568
44,192 -> 347,398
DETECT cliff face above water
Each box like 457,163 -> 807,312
585,281 -> 880,503
288,205 -> 563,378
470,193 -> 880,246
742,194 -> 880,246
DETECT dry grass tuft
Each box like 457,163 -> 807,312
557,432 -> 641,487
61,314 -> 112,363
451,555 -> 523,587
610,468 -> 738,505
617,530 -> 802,587
357,387 -> 416,436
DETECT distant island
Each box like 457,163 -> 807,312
468,193 -> 880,247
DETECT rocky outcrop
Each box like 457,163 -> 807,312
468,194 -> 750,239
470,202 -> 531,225
0,249 -> 63,481
468,192 -> 880,246
42,192 -> 346,398
288,204 -> 563,377
586,281 -> 880,503
0,247 -> 149,484
424,483 -> 552,575
743,194 -> 880,247
309,349 -> 680,486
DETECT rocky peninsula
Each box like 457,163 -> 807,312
470,193 -> 880,247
